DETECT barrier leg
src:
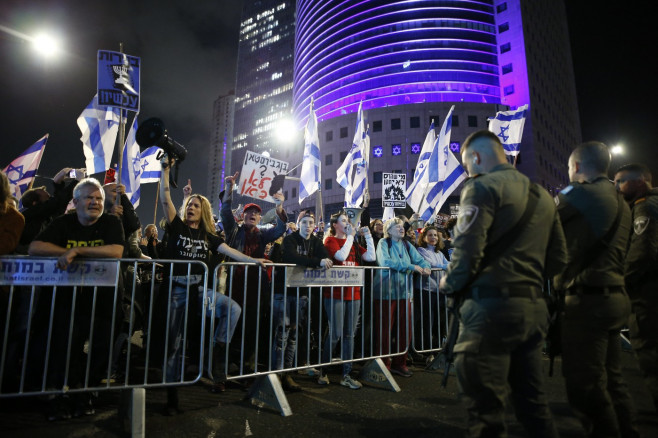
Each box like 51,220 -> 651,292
132,388 -> 146,437
120,388 -> 145,437
247,374 -> 292,416
358,358 -> 401,392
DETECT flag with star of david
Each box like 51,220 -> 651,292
299,98 -> 320,204
3,134 -> 48,200
487,104 -> 528,157
78,94 -> 121,174
121,116 -> 142,206
405,122 -> 436,212
336,101 -> 369,208
138,146 -> 163,183
417,106 -> 467,222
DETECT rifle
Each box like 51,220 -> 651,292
440,295 -> 462,387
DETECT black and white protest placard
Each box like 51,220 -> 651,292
382,173 -> 406,208
238,151 -> 290,203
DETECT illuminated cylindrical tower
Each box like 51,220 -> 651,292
281,0 -> 580,218
294,0 -> 501,122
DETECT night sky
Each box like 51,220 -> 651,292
1,1 -> 655,223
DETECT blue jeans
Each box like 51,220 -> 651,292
322,298 -> 361,375
166,275 -> 241,381
271,294 -> 308,370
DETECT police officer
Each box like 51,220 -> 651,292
440,130 -> 567,437
555,142 -> 639,437
614,163 -> 658,414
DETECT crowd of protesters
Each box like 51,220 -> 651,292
2,134 -> 657,437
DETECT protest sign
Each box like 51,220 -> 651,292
238,151 -> 289,203
382,173 -> 406,208
97,50 -> 140,112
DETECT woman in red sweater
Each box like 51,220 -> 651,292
318,211 -> 375,389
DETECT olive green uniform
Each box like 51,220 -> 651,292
625,187 -> 658,412
555,176 -> 639,438
442,163 -> 567,438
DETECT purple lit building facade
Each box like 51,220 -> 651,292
286,0 -> 580,219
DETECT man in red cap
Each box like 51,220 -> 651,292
220,171 -> 288,372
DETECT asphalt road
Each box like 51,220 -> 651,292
2,352 -> 657,437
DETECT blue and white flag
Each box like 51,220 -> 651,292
349,122 -> 369,207
3,134 -> 48,200
405,122 -> 436,212
299,99 -> 320,204
78,94 -> 121,174
121,116 -> 141,206
138,146 -> 163,183
336,101 -> 368,207
382,206 -> 395,222
487,104 -> 528,157
418,106 -> 467,223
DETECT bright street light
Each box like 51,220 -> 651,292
274,117 -> 298,144
32,33 -> 61,58
611,144 -> 624,155
0,24 -> 62,59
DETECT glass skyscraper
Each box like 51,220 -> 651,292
206,92 -> 235,212
231,1 -> 296,209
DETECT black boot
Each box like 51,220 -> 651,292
211,343 -> 227,393
165,387 -> 180,416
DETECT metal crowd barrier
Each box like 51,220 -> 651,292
412,269 -> 450,356
0,256 -> 450,420
0,256 -> 211,436
208,262 -> 448,415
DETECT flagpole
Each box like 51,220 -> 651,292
26,135 -> 48,191
153,179 -> 160,224
315,185 -> 323,223
116,42 -> 127,206
315,155 -> 323,223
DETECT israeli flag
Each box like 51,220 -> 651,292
3,134 -> 48,200
138,146 -> 163,183
487,104 -> 528,156
121,116 -> 141,206
405,122 -> 436,212
418,106 -> 467,222
299,99 -> 320,204
348,123 -> 369,208
336,101 -> 368,207
382,206 -> 395,222
78,94 -> 121,174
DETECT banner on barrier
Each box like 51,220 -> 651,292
0,258 -> 118,286
286,266 -> 363,287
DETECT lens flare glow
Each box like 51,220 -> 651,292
32,33 -> 61,57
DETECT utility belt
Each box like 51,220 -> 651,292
564,285 -> 625,296
463,285 -> 542,300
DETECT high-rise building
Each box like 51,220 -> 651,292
206,91 -> 235,213
288,0 -> 580,219
231,0 -> 296,208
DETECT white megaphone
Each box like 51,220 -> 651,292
343,207 -> 364,228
